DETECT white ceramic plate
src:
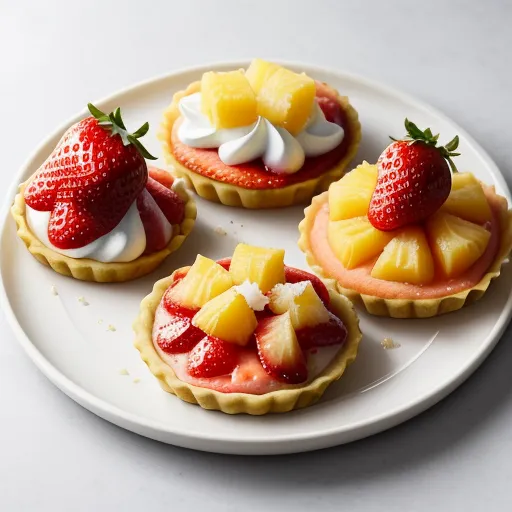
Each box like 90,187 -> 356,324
1,62 -> 511,455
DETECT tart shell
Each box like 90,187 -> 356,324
11,180 -> 197,283
298,191 -> 512,319
133,268 -> 362,415
159,81 -> 362,209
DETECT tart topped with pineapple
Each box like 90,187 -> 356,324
133,243 -> 362,414
299,120 -> 512,318
11,104 -> 196,282
160,59 -> 361,209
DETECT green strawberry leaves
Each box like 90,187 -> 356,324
87,103 -> 157,160
391,118 -> 459,173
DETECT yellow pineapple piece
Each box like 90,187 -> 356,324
371,227 -> 435,285
327,217 -> 394,269
268,281 -> 330,330
192,288 -> 257,346
426,212 -> 491,278
329,162 -> 378,221
168,255 -> 233,309
245,58 -> 282,94
230,243 -> 285,293
201,70 -> 258,129
256,67 -> 316,135
441,172 -> 492,224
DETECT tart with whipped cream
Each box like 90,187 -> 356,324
12,104 -> 196,282
299,120 -> 512,318
160,59 -> 361,209
134,243 -> 361,414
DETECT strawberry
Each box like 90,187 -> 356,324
283,267 -> 330,306
148,167 -> 175,188
155,313 -> 205,354
136,189 -> 171,253
368,119 -> 459,231
255,312 -> 307,384
145,177 -> 185,225
24,104 -> 156,250
295,313 -> 347,350
187,336 -> 240,378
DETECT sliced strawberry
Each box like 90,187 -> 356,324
255,312 -> 307,384
284,267 -> 330,306
156,314 -> 205,354
148,167 -> 175,188
162,285 -> 197,317
136,188 -> 170,253
145,177 -> 185,225
216,258 -> 231,271
24,107 -> 152,250
296,313 -> 347,350
187,336 -> 240,378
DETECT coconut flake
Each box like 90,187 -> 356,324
270,281 -> 308,300
235,280 -> 269,311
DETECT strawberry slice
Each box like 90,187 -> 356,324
187,336 -> 240,378
146,177 -> 185,225
255,312 -> 307,384
295,313 -> 347,349
148,167 -> 175,188
155,314 -> 205,354
24,104 -> 155,250
283,267 -> 330,306
136,189 -> 171,253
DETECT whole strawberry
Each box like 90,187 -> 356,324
24,104 -> 156,250
368,119 -> 459,231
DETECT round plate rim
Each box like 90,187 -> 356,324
1,60 -> 511,453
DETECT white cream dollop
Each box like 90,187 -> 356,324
177,93 -> 344,174
25,198 -> 170,263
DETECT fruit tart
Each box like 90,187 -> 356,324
11,104 -> 196,282
299,120 -> 512,318
133,243 -> 362,414
160,59 -> 361,209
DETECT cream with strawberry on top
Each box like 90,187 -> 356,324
134,243 -> 362,413
12,103 -> 196,282
160,59 -> 361,209
299,119 -> 512,318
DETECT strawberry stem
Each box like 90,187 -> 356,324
391,118 -> 459,173
87,103 -> 157,160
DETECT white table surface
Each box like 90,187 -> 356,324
1,0 -> 512,510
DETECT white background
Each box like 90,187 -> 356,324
1,0 -> 512,510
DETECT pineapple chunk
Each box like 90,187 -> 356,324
230,243 -> 285,293
371,227 -> 435,285
327,217 -> 394,269
245,58 -> 282,94
168,255 -> 233,310
268,281 -> 330,330
426,212 -> 491,278
329,162 -> 378,221
192,288 -> 257,346
441,172 -> 492,224
201,70 -> 258,129
256,67 -> 316,135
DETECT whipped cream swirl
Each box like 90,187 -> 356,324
177,93 -> 344,174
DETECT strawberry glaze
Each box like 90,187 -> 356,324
308,187 -> 506,300
170,82 -> 352,190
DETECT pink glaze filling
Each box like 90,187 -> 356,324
309,187 -> 504,300
152,302 -> 340,395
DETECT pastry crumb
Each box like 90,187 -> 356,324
133,378 -> 141,384
78,296 -> 89,306
107,324 -> 117,332
98,319 -> 103,325
381,337 -> 401,350
214,226 -> 227,236
119,368 -> 129,376
50,285 -> 59,296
